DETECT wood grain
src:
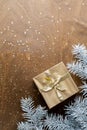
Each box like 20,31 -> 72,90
0,0 -> 87,129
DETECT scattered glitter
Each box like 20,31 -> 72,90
59,18 -> 62,22
82,3 -> 85,6
24,31 -> 27,35
17,111 -> 19,114
21,16 -> 24,19
49,47 -> 51,50
38,32 -> 41,34
58,7 -> 61,10
14,34 -> 16,37
51,16 -> 54,18
54,37 -> 57,39
56,20 -> 59,23
0,31 -> 3,34
67,32 -> 70,35
8,42 -> 13,45
19,40 -> 22,43
57,30 -> 59,33
26,29 -> 29,31
28,21 -> 30,24
12,54 -> 15,58
37,38 -> 39,40
11,21 -> 14,25
47,35 -> 49,38
24,49 -> 27,52
40,12 -> 42,15
41,55 -> 45,58
3,39 -> 6,43
27,56 -> 30,60
8,7 -> 10,11
68,7 -> 71,10
29,26 -> 32,29
17,40 -> 19,43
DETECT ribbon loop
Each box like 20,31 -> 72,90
40,72 -> 69,101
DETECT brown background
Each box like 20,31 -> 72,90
0,0 -> 87,130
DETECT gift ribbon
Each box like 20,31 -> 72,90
40,72 -> 69,101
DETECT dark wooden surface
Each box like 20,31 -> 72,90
0,0 -> 87,129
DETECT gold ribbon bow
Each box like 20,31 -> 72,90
40,72 -> 69,101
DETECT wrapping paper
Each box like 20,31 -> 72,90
33,62 -> 79,109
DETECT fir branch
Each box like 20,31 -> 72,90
67,44 -> 87,79
67,61 -> 87,79
44,114 -> 74,130
72,44 -> 87,65
18,121 -> 43,130
80,82 -> 87,96
66,97 -> 87,130
18,97 -> 47,130
17,122 -> 36,130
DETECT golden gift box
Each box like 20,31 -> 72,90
33,62 -> 79,109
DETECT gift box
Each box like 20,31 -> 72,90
33,62 -> 79,109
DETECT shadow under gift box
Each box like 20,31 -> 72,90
33,62 -> 79,109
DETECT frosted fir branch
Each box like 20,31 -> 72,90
17,122 -> 29,130
32,105 -> 48,127
80,82 -> 87,96
67,44 -> 87,79
18,97 -> 47,130
18,96 -> 87,130
67,61 -> 87,79
21,97 -> 36,123
17,122 -> 36,130
72,44 -> 87,65
66,97 -> 87,130
44,114 -> 74,130
17,122 -> 43,130
21,97 -> 35,113
67,44 -> 87,129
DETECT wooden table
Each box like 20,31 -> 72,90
0,0 -> 87,129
